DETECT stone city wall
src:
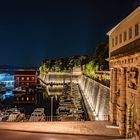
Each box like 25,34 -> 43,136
79,75 -> 110,120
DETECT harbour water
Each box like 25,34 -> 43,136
0,71 -> 59,117
0,90 -> 59,117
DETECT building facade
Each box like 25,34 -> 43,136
14,69 -> 38,87
107,6 -> 140,139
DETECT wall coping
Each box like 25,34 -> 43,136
81,75 -> 110,90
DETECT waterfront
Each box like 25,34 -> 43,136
0,71 -> 58,118
0,73 -> 87,121
0,90 -> 59,117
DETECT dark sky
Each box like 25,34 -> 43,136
0,0 -> 139,67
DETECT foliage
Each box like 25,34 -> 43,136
40,55 -> 91,73
93,42 -> 109,70
84,60 -> 99,79
39,41 -> 109,87
82,42 -> 109,85
39,42 -> 109,76
39,63 -> 49,74
42,88 -> 48,99
101,73 -> 107,81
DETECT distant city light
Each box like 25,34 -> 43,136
0,73 -> 14,89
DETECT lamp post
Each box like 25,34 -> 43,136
70,67 -> 72,95
50,96 -> 54,121
68,63 -> 73,95
68,64 -> 73,95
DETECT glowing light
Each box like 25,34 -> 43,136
0,73 -> 15,89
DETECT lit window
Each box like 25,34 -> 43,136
16,77 -> 19,81
32,77 -> 35,80
21,77 -> 24,80
115,36 -> 118,45
27,83 -> 29,85
129,28 -> 132,39
124,31 -> 127,41
27,97 -> 29,101
27,77 -> 29,80
119,34 -> 122,43
112,38 -> 114,47
135,23 -> 139,36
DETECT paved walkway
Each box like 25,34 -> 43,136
0,130 -> 135,140
0,121 -> 119,136
0,121 -> 136,140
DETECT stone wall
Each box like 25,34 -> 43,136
79,75 -> 110,120
39,72 -> 80,83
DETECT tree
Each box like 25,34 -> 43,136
94,42 -> 109,70
84,60 -> 99,79
39,63 -> 49,74
54,59 -> 62,72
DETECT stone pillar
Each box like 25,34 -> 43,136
119,67 -> 126,137
126,104 -> 134,138
135,69 -> 140,140
110,68 -> 117,124
126,68 -> 132,137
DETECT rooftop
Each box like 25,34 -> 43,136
107,6 -> 140,36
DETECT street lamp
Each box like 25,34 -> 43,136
71,68 -> 72,95
50,96 -> 54,121
68,64 -> 73,95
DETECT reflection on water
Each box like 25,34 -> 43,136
47,85 -> 64,96
1,90 -> 14,107
0,73 -> 14,89
0,89 -> 59,117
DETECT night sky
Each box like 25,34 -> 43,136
0,0 -> 139,67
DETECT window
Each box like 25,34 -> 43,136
119,34 -> 122,43
32,77 -> 35,80
27,77 -> 29,80
135,23 -> 139,36
112,38 -> 114,47
16,77 -> 19,81
129,28 -> 132,39
21,77 -> 24,80
115,36 -> 118,45
124,31 -> 127,41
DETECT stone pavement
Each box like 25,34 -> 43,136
0,121 -> 119,136
0,121 -> 134,140
0,130 -> 135,140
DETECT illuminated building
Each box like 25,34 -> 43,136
14,69 -> 38,87
107,6 -> 140,139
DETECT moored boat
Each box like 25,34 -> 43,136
29,108 -> 46,122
